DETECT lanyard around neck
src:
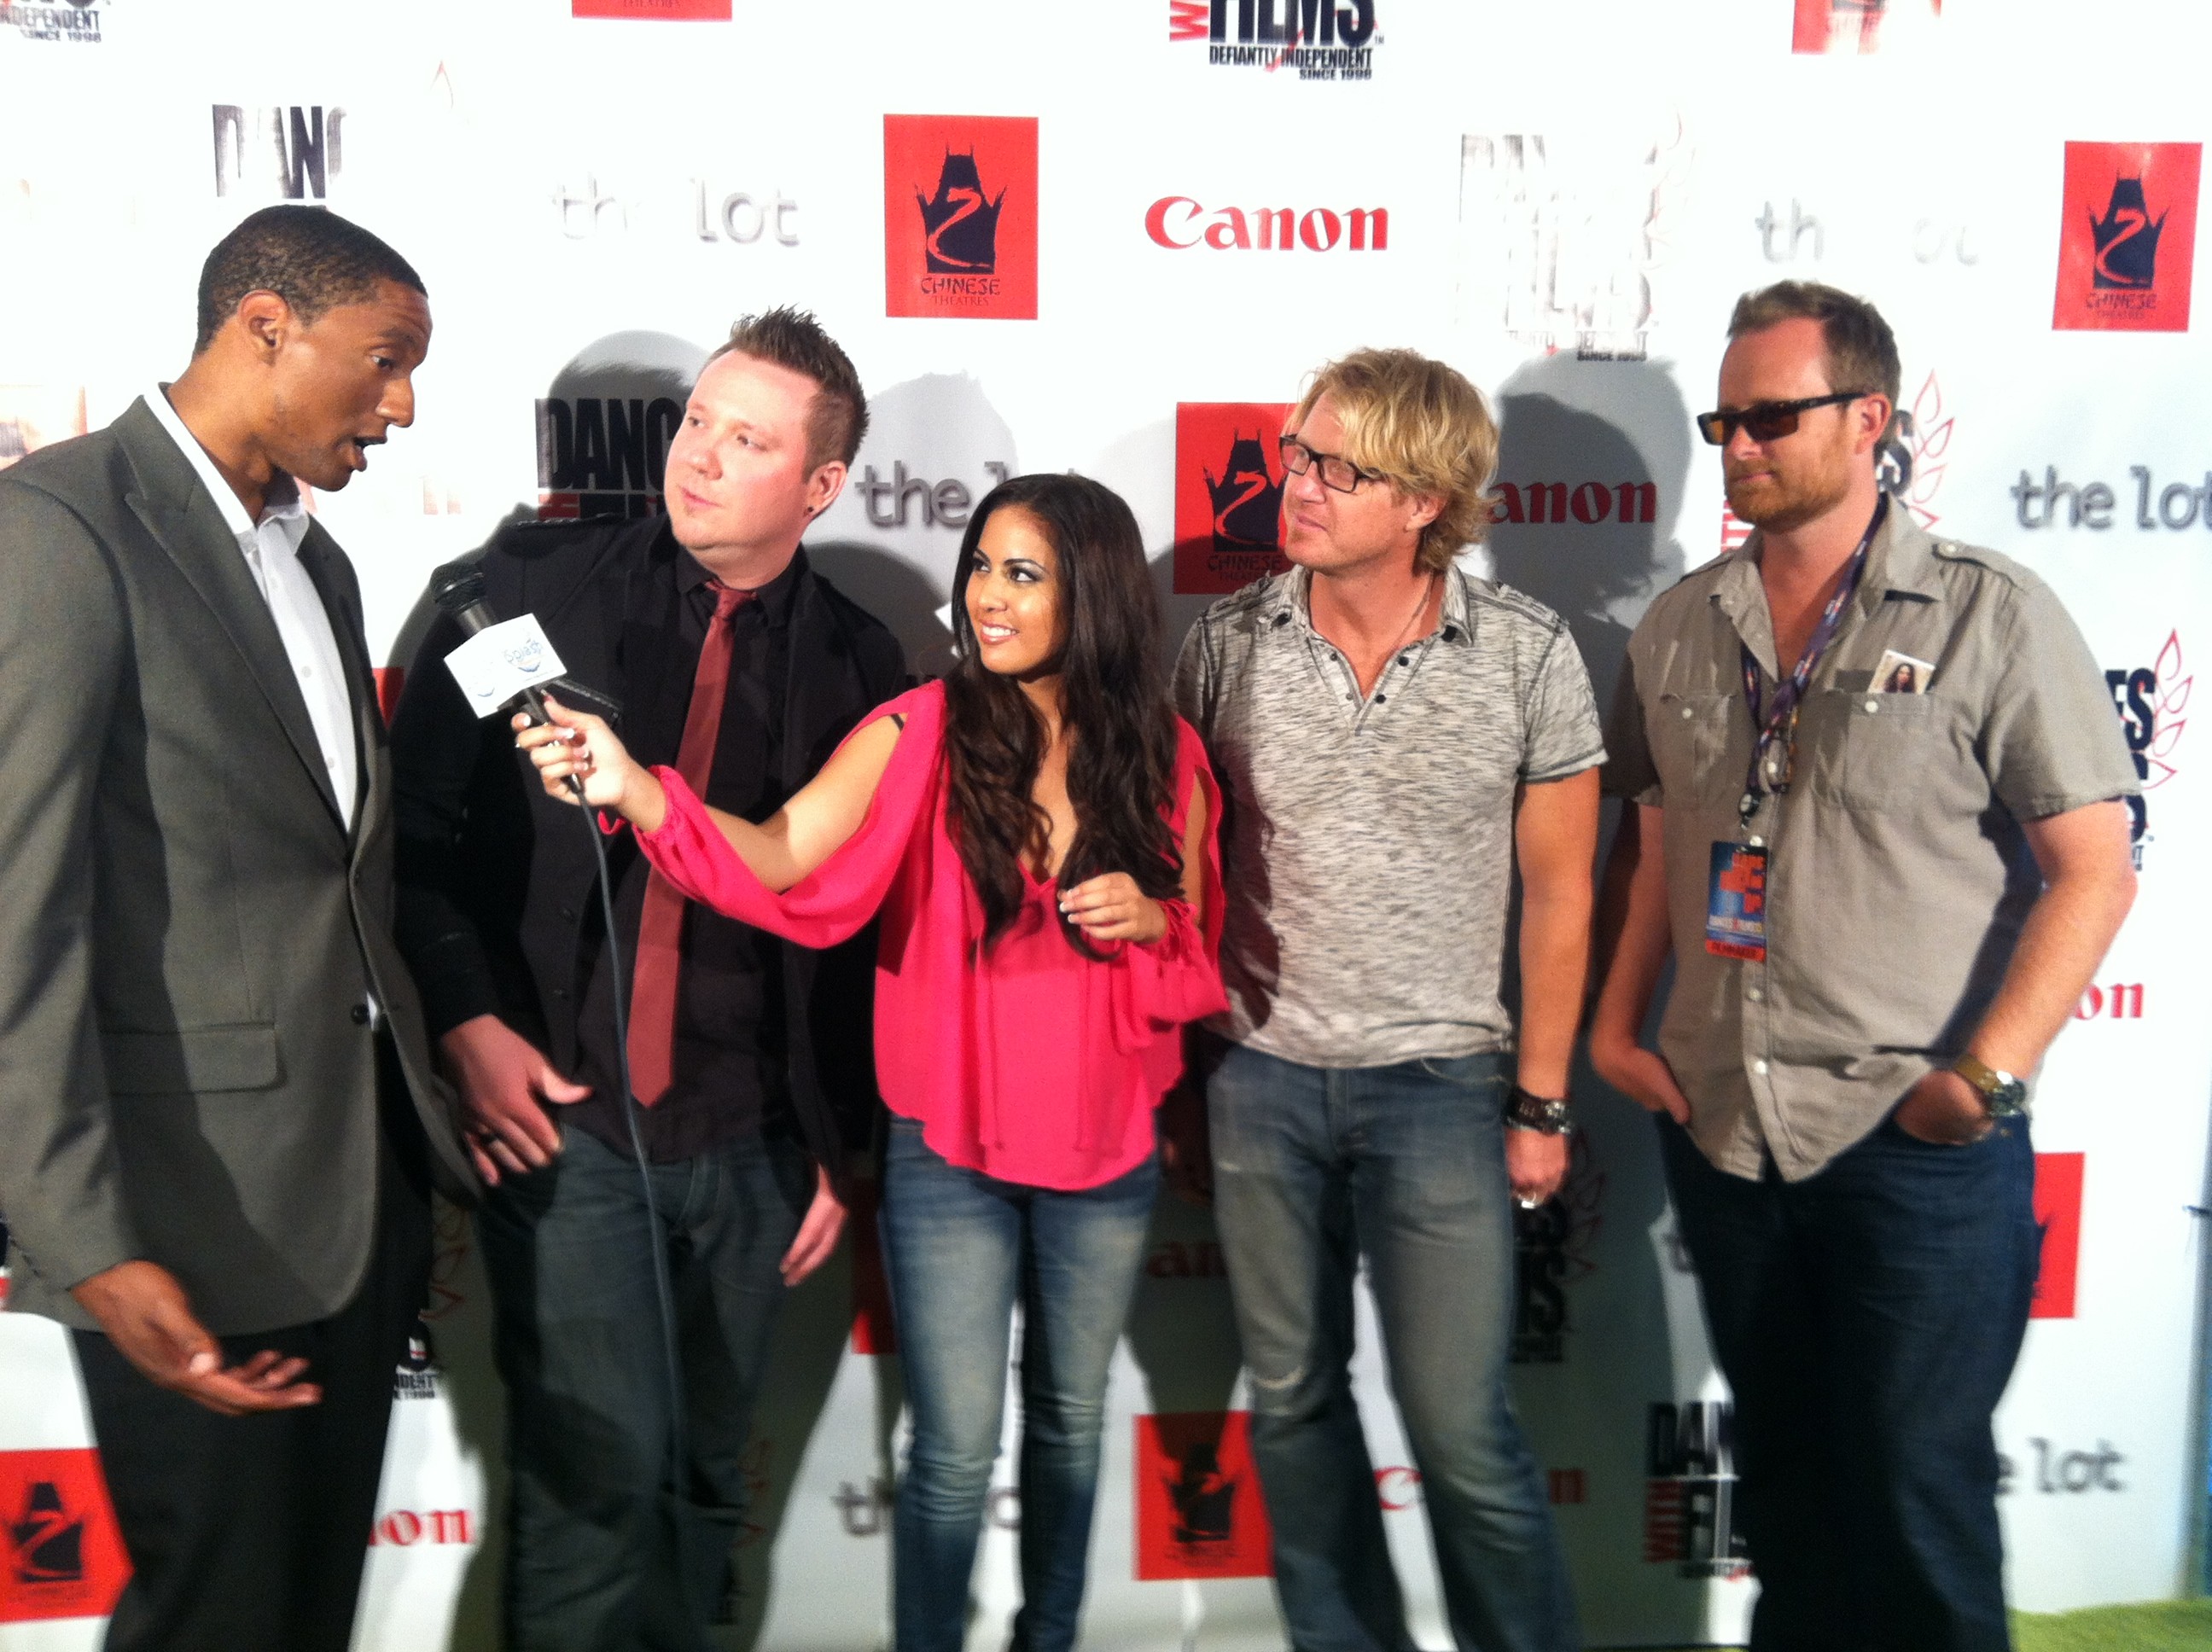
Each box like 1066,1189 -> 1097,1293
1736,497 -> 1885,829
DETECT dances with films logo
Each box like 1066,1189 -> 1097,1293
1173,403 -> 1293,596
2052,142 -> 2201,332
883,115 -> 1038,321
2104,631 -> 2189,869
1167,0 -> 1377,81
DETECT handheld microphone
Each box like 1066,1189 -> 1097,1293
423,558 -> 687,1493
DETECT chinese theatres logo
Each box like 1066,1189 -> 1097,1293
2091,177 -> 2163,290
1208,432 -> 1286,552
1134,1412 -> 1273,1579
2054,143 -> 2201,332
919,151 -> 1003,274
9,1484 -> 81,1585
1173,404 -> 1295,595
2030,1153 -> 2085,1319
883,115 -> 1038,320
0,1451 -> 128,1623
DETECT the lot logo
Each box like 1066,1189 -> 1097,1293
1133,1412 -> 1273,1579
572,0 -> 730,18
1643,1402 -> 1750,1579
2053,143 -> 2201,332
1173,402 -> 1295,595
1168,0 -> 1377,82
1458,121 -> 1691,360
2104,631 -> 2188,866
536,394 -> 684,521
1511,1132 -> 1604,1365
0,1451 -> 128,1624
2,0 -> 103,44
2030,1152 -> 2084,1320
884,116 -> 1038,321
212,106 -> 346,201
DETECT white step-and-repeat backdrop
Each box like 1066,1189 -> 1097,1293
3,1 -> 2209,1646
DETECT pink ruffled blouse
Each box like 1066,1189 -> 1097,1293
632,682 -> 1225,1191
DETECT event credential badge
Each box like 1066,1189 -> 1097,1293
1704,841 -> 1767,962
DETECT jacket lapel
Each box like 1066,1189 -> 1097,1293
295,525 -> 378,853
114,400 -> 346,833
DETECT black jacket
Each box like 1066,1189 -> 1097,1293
390,516 -> 905,1183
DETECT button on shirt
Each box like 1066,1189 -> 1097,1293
1603,509 -> 2139,1182
1176,564 -> 1605,1067
569,532 -> 795,1164
143,385 -> 359,826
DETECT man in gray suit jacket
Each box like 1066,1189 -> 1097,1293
0,206 -> 472,1652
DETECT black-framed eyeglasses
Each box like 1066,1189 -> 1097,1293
1279,434 -> 1385,494
1695,391 -> 1867,446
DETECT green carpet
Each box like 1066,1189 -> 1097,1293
1644,1597 -> 2212,1650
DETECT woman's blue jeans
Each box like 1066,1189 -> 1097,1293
879,1117 -> 1160,1652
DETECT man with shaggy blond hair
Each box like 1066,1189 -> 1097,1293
1173,347 -> 1598,1652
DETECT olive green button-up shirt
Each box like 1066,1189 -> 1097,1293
1603,507 -> 2137,1182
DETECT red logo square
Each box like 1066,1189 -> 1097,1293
2031,1152 -> 2084,1319
0,1450 -> 131,1624
572,0 -> 731,18
1133,1411 -> 1272,1579
884,115 -> 1038,321
1173,403 -> 1295,595
2053,142 -> 2201,332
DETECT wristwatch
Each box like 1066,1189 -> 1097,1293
1506,1085 -> 1573,1136
1950,1054 -> 2028,1119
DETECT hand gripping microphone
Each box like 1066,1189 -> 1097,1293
425,557 -> 689,1499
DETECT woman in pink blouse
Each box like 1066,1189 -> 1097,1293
520,473 -> 1224,1652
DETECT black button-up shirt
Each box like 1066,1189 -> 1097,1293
571,534 -> 796,1163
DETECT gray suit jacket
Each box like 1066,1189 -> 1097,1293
0,398 -> 473,1335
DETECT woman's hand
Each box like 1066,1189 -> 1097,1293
514,695 -> 667,832
1060,872 -> 1167,945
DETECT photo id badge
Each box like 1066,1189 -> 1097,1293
1704,841 -> 1768,962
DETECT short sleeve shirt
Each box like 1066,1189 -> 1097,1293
1176,564 -> 1604,1068
1604,508 -> 2139,1182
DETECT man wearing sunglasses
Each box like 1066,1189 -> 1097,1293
1590,281 -> 2138,1652
1174,348 -> 1601,1652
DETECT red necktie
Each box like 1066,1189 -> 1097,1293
627,580 -> 751,1107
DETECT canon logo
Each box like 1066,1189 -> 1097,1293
1146,198 -> 1388,252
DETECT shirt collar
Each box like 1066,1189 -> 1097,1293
1256,561 -> 1475,645
144,383 -> 306,542
669,532 -> 804,631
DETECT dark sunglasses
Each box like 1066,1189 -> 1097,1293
1695,391 -> 1866,446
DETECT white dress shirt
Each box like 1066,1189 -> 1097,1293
144,385 -> 360,828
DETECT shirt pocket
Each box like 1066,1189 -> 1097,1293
1647,691 -> 1739,808
1798,689 -> 1946,809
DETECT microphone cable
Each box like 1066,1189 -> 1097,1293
428,564 -> 690,1537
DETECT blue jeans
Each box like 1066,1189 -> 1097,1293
476,1122 -> 812,1652
879,1116 -> 1160,1652
1657,1112 -> 2040,1652
1206,1042 -> 1577,1652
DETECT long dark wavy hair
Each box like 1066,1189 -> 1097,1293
943,473 -> 1183,957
